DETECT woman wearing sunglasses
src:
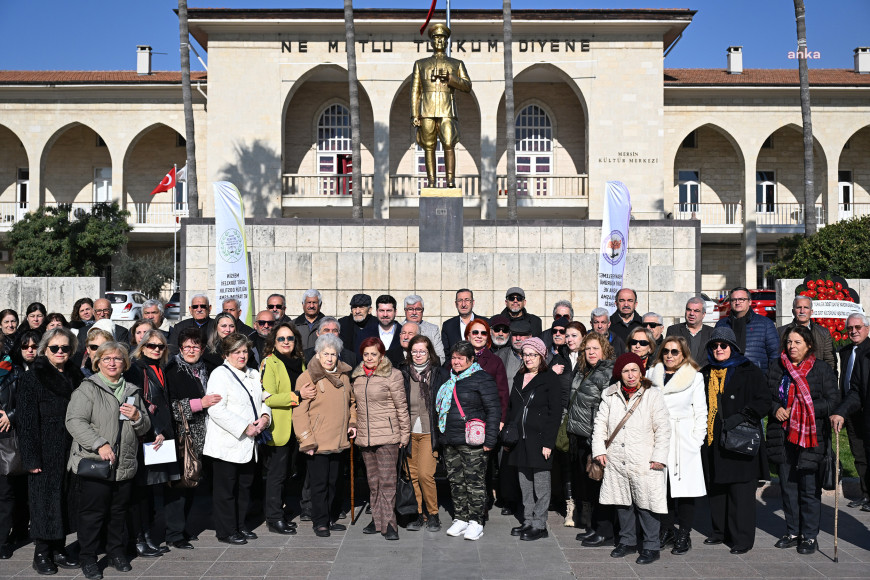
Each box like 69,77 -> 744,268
17,328 -> 83,574
700,328 -> 770,554
260,321 -> 307,535
626,327 -> 656,368
126,330 -> 177,557
78,328 -> 113,378
647,336 -> 707,555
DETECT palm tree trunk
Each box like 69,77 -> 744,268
178,0 -> 198,212
794,0 -> 816,236
344,0 -> 363,219
503,0 -> 517,220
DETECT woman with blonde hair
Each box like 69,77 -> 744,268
647,335 -> 707,555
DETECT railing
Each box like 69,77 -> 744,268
0,202 -> 29,225
837,203 -> 870,220
755,203 -> 825,227
672,203 -> 742,226
282,174 -> 374,197
131,202 -> 189,226
390,175 -> 480,197
497,175 -> 588,198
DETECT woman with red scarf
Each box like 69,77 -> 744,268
766,324 -> 839,555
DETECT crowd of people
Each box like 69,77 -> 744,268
0,284 -> 867,577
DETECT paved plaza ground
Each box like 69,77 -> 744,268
0,485 -> 868,580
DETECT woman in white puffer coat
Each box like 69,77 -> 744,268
647,336 -> 707,556
592,353 -> 670,566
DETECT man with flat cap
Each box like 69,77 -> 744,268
411,22 -> 472,188
338,293 -> 375,356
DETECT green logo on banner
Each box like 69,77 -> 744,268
219,228 -> 244,263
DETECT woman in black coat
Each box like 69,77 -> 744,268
434,341 -> 501,541
125,330 -> 178,557
504,337 -> 561,541
0,350 -> 28,559
17,328 -> 82,574
700,328 -> 770,555
766,325 -> 839,555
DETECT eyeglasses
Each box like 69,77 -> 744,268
411,350 -> 428,357
257,319 -> 274,326
492,326 -> 510,333
662,348 -> 681,357
730,297 -> 749,303
87,344 -> 100,351
627,339 -> 650,347
276,336 -> 295,343
469,329 -> 487,336
20,344 -> 37,350
847,325 -> 865,332
144,343 -> 166,350
267,304 -> 285,310
522,353 -> 540,359
506,294 -> 524,302
455,298 -> 473,304
552,328 -> 566,335
711,342 -> 731,350
94,308 -> 111,315
181,344 -> 202,352
48,344 -> 71,354
643,322 -> 661,328
102,357 -> 123,364
405,307 -> 423,312
190,304 -> 209,310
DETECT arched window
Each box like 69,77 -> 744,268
516,105 -> 552,195
317,104 -> 352,195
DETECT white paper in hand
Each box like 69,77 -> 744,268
143,440 -> 177,465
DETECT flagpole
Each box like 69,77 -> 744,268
173,163 -> 177,296
446,0 -> 452,56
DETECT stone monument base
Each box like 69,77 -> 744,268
419,188 -> 463,252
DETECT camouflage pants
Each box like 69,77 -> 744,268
443,444 -> 489,523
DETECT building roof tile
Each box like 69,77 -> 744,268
664,68 -> 870,87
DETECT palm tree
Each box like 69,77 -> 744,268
793,0 -> 816,236
178,0 -> 198,211
503,0 -> 517,220
344,0 -> 363,219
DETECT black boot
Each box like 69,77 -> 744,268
135,535 -> 162,558
144,532 -> 169,554
671,529 -> 692,555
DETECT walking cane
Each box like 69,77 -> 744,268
350,440 -> 357,525
834,432 -> 840,563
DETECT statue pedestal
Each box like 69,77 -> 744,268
419,188 -> 463,253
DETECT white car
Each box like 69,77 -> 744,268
700,293 -> 719,322
105,291 -> 147,321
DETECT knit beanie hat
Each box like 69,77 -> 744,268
612,352 -> 646,380
706,327 -> 742,355
521,337 -> 547,359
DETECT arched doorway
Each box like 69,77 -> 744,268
42,123 -> 112,207
837,125 -> 870,219
0,124 -> 29,222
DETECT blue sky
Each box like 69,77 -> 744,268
1,1 -> 866,71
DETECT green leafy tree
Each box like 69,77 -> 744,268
767,215 -> 870,279
9,203 -> 131,277
113,250 -> 174,299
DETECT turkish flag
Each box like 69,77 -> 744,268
151,167 -> 176,195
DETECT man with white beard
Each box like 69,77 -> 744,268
489,315 -> 512,354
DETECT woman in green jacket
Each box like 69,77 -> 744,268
260,321 -> 308,535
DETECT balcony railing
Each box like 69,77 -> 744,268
497,175 -> 588,198
755,203 -> 825,227
0,202 -> 189,230
282,174 -> 374,198
390,175 -> 480,197
838,203 -> 870,220
672,203 -> 742,226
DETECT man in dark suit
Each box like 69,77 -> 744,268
776,296 -> 837,372
441,288 -> 487,353
609,288 -> 642,343
169,293 -> 214,347
831,313 -> 870,509
303,317 -> 358,368
359,294 -> 404,367
666,297 -> 713,365
93,298 -> 130,345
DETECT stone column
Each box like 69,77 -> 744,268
825,150 -> 839,224
743,153 -> 757,288
372,106 -> 391,219
477,81 -> 503,220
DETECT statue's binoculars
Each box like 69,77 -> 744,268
430,68 -> 448,82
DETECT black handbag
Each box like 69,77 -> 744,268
0,430 -> 22,476
499,422 -> 519,448
718,394 -> 761,457
395,446 -> 417,516
78,417 -> 123,481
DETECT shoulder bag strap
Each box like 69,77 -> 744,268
223,364 -> 260,420
452,385 -> 466,421
603,390 -> 644,449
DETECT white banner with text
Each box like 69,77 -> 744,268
598,181 -> 632,315
214,181 -> 253,327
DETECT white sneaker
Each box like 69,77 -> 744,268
446,519 -> 468,537
464,520 -> 484,541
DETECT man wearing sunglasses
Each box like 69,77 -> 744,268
609,288 -> 643,344
488,315 -> 512,354
499,287 -> 543,338
641,312 -> 665,360
441,289 -> 487,354
666,297 -> 713,364
776,296 -> 837,372
170,294 -> 214,347
831,313 -> 870,510
714,287 -> 778,372
248,310 -> 278,365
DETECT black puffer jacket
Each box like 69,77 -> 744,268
0,364 -> 23,427
566,359 -> 615,438
433,368 -> 501,449
766,358 -> 840,471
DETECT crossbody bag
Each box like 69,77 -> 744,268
586,389 -> 644,481
224,364 -> 273,445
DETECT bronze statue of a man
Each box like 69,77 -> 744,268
411,23 -> 472,188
